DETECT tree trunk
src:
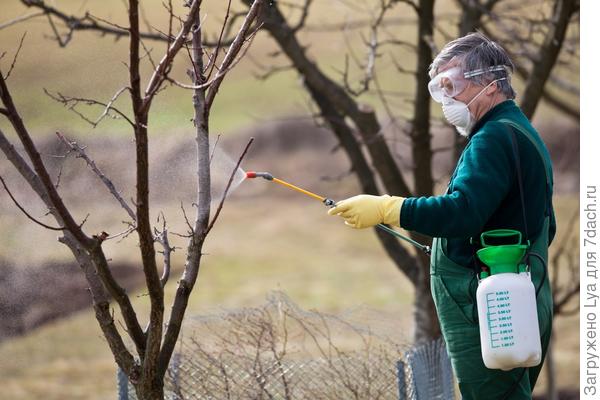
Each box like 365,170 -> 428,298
545,335 -> 559,400
135,378 -> 165,400
414,259 -> 441,343
519,0 -> 578,119
413,0 -> 435,198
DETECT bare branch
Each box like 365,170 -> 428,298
165,0 -> 175,52
0,174 -> 65,231
44,88 -> 135,127
209,134 -> 221,164
290,0 -> 313,33
138,1 -> 154,35
141,0 -> 202,113
390,55 -> 417,75
46,13 -> 72,47
165,43 -> 260,91
0,69 -> 94,247
247,53 -> 294,80
206,0 -> 233,80
548,73 -> 579,95
95,86 -> 130,126
551,208 -> 580,316
373,72 -> 403,137
0,11 -> 44,30
554,282 -> 579,314
349,0 -> 402,95
106,225 -> 137,242
18,0 -> 163,42
206,137 -> 254,235
55,132 -> 137,222
205,0 -> 264,110
303,15 -> 419,32
180,201 -> 195,236
4,32 -> 27,81
139,39 -> 158,71
394,0 -> 419,13
0,127 -> 143,373
154,213 -> 174,288
127,0 -> 168,383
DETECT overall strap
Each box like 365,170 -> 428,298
500,122 -> 550,297
498,119 -> 553,218
507,127 -> 529,241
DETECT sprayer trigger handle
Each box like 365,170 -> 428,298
324,198 -> 336,207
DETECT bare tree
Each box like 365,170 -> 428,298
238,0 -> 579,343
0,0 -> 264,398
543,210 -> 579,400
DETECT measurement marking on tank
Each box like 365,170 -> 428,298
486,291 -> 514,349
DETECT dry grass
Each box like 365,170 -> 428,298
0,189 -> 579,399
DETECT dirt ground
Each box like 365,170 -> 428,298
0,259 -> 142,341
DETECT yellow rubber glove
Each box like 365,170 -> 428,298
327,194 -> 404,229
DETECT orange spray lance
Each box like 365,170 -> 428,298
245,171 -> 430,255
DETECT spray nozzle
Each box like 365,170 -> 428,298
246,171 -> 273,181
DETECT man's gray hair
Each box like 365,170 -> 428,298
429,32 -> 516,99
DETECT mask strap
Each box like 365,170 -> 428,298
466,77 -> 506,107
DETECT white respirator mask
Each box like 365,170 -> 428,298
429,65 -> 509,136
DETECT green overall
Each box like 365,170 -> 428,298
430,121 -> 554,400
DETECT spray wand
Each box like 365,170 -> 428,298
246,171 -> 431,255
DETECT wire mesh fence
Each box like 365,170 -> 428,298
118,292 -> 455,399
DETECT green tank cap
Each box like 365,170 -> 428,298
480,229 -> 522,247
476,230 -> 529,276
477,245 -> 528,275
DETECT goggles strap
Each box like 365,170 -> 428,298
463,65 -> 509,78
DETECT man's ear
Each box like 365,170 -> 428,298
486,81 -> 499,95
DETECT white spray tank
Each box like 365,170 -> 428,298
475,229 -> 542,371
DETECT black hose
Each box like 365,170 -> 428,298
527,252 -> 547,297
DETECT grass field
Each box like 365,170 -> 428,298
0,185 -> 580,399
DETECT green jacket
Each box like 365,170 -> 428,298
400,100 -> 556,268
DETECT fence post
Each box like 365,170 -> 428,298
171,352 -> 182,397
117,368 -> 129,400
404,338 -> 455,400
397,360 -> 407,400
439,340 -> 455,400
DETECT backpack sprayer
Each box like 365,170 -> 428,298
245,171 -> 431,255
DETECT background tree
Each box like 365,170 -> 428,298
0,0 -> 265,398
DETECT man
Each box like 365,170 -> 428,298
328,32 -> 555,399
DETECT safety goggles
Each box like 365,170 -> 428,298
428,65 -> 509,103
